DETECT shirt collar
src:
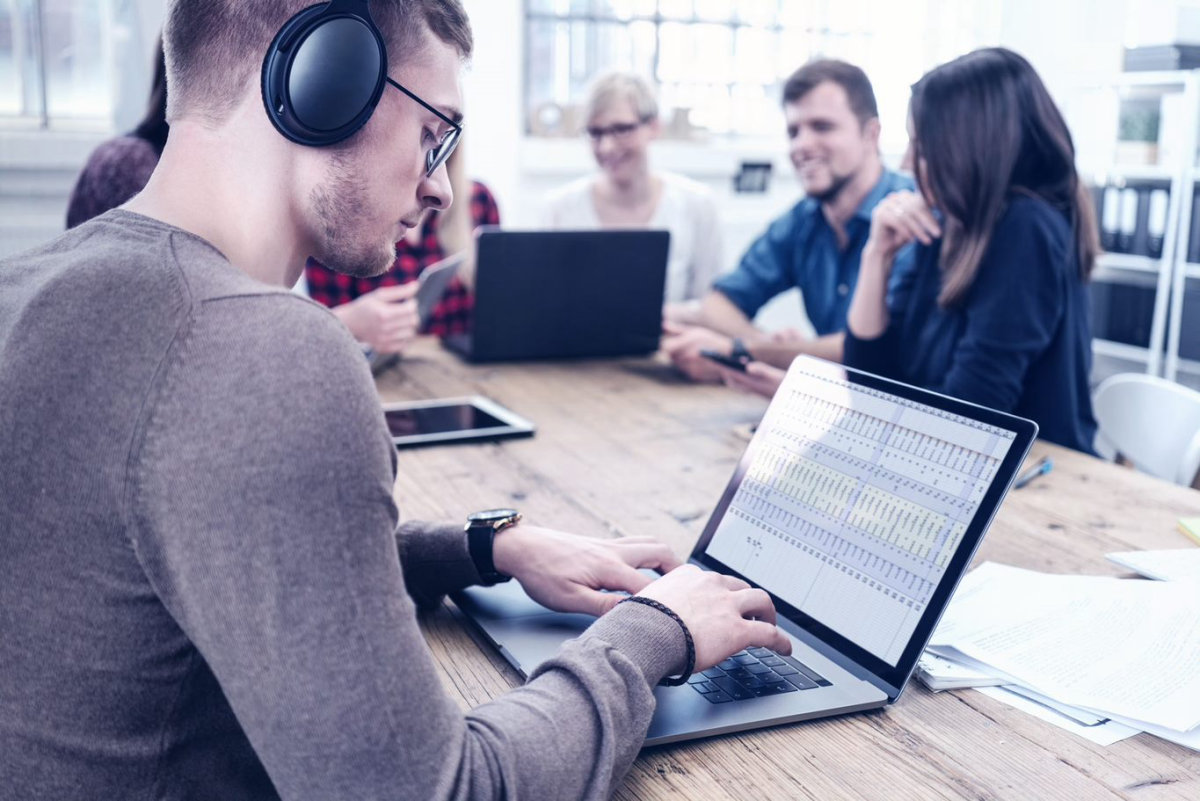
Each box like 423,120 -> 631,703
796,168 -> 904,223
852,168 -> 901,222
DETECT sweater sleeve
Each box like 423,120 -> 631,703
128,291 -> 683,800
394,518 -> 482,609
929,199 -> 1068,411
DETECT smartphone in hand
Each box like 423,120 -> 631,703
699,348 -> 750,372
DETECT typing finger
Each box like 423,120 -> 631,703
613,540 -> 683,573
719,574 -> 751,592
597,561 -> 658,598
734,588 -> 778,625
743,619 -> 793,656
560,585 -> 616,617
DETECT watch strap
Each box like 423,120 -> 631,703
466,513 -> 521,585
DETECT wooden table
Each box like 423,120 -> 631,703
378,339 -> 1200,800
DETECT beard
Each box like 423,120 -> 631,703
307,151 -> 395,278
805,169 -> 855,205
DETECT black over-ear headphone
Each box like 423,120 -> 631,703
261,0 -> 388,147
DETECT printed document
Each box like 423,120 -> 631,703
929,562 -> 1200,732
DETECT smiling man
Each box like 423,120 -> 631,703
0,1 -> 794,799
664,59 -> 914,381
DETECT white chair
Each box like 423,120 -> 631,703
1093,373 -> 1200,486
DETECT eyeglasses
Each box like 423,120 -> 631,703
585,118 -> 649,142
386,77 -> 462,178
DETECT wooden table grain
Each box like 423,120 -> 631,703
378,339 -> 1200,800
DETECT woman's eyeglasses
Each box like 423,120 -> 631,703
585,118 -> 650,142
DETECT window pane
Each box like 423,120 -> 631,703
731,82 -> 774,137
692,82 -> 731,133
527,0 -> 592,13
42,0 -> 111,120
734,26 -> 773,83
659,0 -> 692,20
0,0 -> 43,118
526,18 -> 571,134
523,0 -> 1001,140
592,0 -> 657,18
776,26 -> 811,81
694,0 -> 735,23
737,0 -> 780,26
779,0 -> 820,30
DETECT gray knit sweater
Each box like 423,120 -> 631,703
0,210 -> 685,800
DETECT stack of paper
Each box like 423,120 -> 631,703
923,562 -> 1200,750
1107,548 -> 1200,582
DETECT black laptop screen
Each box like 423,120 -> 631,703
691,356 -> 1036,693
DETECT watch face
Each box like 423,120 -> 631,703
468,508 -> 519,523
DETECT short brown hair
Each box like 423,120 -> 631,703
781,59 -> 878,125
164,0 -> 472,123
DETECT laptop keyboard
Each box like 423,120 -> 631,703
687,647 -> 831,703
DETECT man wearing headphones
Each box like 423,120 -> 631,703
0,1 -> 791,799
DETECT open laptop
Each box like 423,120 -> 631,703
442,228 -> 669,362
453,356 -> 1038,746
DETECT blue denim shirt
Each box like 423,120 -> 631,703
713,169 -> 915,335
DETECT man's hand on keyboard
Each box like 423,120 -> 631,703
492,526 -> 681,616
636,565 -> 793,670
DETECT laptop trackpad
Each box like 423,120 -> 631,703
455,583 -> 596,673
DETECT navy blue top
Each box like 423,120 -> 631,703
713,169 -> 915,335
844,194 -> 1098,454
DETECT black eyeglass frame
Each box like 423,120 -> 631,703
584,115 -> 653,142
386,76 -> 462,177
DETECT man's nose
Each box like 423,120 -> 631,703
419,164 -> 453,211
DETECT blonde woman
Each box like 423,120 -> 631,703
543,72 -> 722,323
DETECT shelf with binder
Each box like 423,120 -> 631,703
1075,69 -> 1200,381
1162,82 -> 1200,381
1096,253 -> 1162,274
1091,175 -> 1178,377
1093,338 -> 1156,363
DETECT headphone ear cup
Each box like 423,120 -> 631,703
262,3 -> 387,147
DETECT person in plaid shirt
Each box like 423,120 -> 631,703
306,147 -> 499,349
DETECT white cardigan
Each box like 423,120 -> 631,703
540,172 -> 724,304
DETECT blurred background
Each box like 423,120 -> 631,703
4,0 -> 1200,388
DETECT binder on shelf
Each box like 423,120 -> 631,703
1090,274 -> 1157,349
1101,185 -> 1122,251
1178,284 -> 1200,362
1118,186 -> 1139,254
1147,188 -> 1169,258
1189,184 -> 1200,265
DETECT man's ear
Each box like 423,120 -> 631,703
863,117 -> 881,148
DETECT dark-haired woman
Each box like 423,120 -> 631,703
844,47 -> 1099,454
66,41 -> 168,228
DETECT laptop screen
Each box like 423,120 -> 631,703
693,356 -> 1035,690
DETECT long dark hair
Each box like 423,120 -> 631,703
910,47 -> 1099,307
131,37 -> 168,154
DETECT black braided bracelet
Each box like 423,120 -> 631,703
617,596 -> 696,686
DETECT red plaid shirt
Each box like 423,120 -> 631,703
305,181 -> 500,336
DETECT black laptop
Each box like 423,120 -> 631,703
454,356 -> 1038,746
443,228 -> 669,362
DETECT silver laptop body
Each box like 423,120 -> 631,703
454,356 -> 1037,746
